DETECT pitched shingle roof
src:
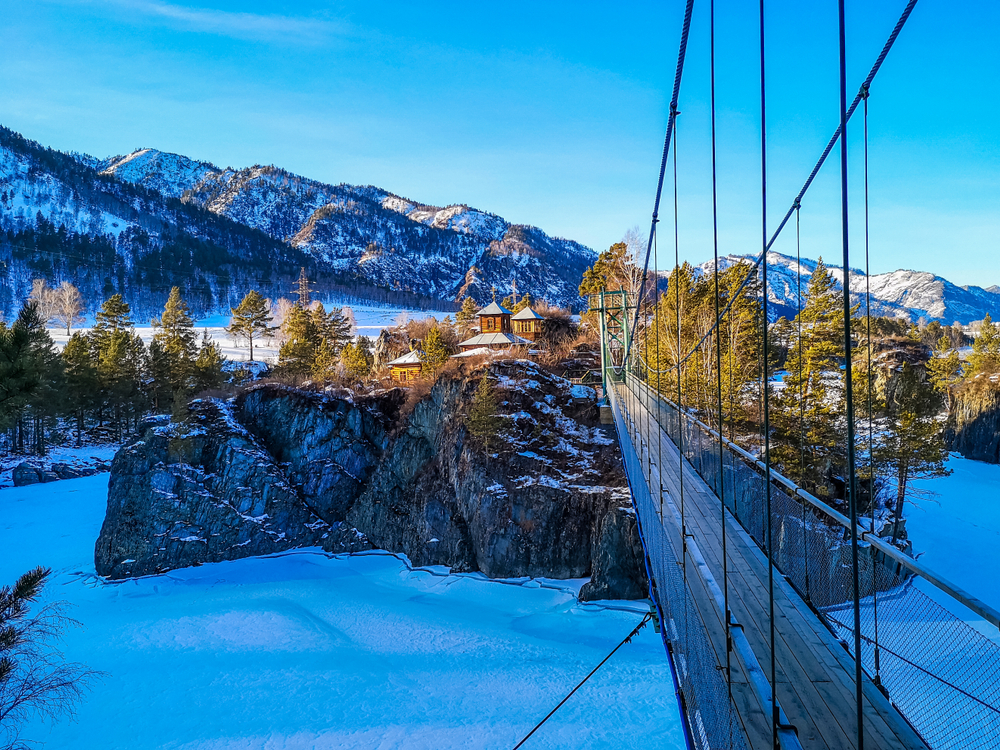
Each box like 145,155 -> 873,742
478,301 -> 512,316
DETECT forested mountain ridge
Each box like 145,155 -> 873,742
94,146 -> 597,308
693,251 -> 1000,324
0,127 -> 323,318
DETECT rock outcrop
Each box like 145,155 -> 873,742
96,362 -> 647,598
946,378 -> 1000,463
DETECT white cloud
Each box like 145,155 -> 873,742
69,0 -> 342,44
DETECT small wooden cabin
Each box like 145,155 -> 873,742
511,306 -> 544,342
477,301 -> 512,335
387,350 -> 422,382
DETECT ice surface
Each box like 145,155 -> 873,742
0,476 -> 684,749
908,453 -> 1000,619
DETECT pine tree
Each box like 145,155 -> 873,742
313,305 -> 353,355
967,314 -> 1000,377
467,372 -> 503,450
278,305 -> 320,375
93,294 -> 133,333
0,302 -> 62,448
771,259 -> 849,497
340,339 -> 373,380
90,295 -> 147,433
421,325 -> 451,376
151,287 -> 197,409
194,330 -> 227,393
227,290 -> 275,362
311,338 -> 341,381
456,296 -> 479,336
875,362 -> 951,542
927,335 -> 962,411
63,333 -> 98,445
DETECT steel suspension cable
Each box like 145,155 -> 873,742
674,111 -> 686,572
629,0 -> 695,359
655,217 -> 664,520
758,3 -> 779,746
663,0 -> 920,374
862,84 -> 883,690
709,0 -> 734,716
796,204 -> 811,604
838,2 -> 866,746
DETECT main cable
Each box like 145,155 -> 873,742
630,0 -> 696,359
664,0 -> 920,374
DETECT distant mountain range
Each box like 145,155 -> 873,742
693,252 -> 1000,325
0,126 -> 595,318
2,124 -> 996,324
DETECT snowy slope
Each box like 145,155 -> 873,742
83,146 -> 597,308
98,148 -> 217,198
0,475 -> 684,749
694,252 -> 1000,324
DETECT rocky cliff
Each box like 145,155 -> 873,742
95,362 -> 647,599
946,378 -> 1000,463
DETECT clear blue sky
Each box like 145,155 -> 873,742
2,1 -> 998,287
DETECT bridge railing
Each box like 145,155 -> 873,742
608,380 -> 753,750
621,370 -> 1000,750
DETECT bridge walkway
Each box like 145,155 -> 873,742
614,381 -> 928,750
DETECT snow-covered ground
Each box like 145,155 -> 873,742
0,444 -> 118,488
46,305 -> 449,363
0,475 -> 684,749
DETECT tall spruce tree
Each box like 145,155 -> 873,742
967,314 -> 1000,377
278,305 -> 321,375
63,333 -> 98,445
151,287 -> 197,409
456,296 -> 479,336
771,259 -> 848,497
927,335 -> 963,411
467,372 -> 502,450
421,325 -> 451,376
875,362 -> 951,542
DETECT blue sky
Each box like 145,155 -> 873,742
2,0 -> 999,287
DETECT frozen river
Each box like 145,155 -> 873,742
0,475 -> 684,750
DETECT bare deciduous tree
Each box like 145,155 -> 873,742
27,281 -> 58,327
52,282 -> 85,336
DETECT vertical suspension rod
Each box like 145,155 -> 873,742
758,1 -> 779,746
839,1 -> 865,747
709,0 -> 733,704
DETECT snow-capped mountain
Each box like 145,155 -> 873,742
0,126 -> 323,318
95,147 -> 595,308
97,149 -> 217,199
693,252 -> 1000,324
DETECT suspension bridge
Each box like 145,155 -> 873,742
591,1 -> 1000,749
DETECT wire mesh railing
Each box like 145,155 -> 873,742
608,380 -> 752,750
621,369 -> 1000,750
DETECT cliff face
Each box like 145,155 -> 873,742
946,379 -> 1000,463
95,363 -> 646,599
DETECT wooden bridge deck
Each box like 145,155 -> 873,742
614,383 -> 928,750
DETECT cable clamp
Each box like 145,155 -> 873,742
859,82 -> 870,100
669,104 -> 680,118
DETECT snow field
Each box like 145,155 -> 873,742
0,476 -> 685,749
45,305 -> 450,363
